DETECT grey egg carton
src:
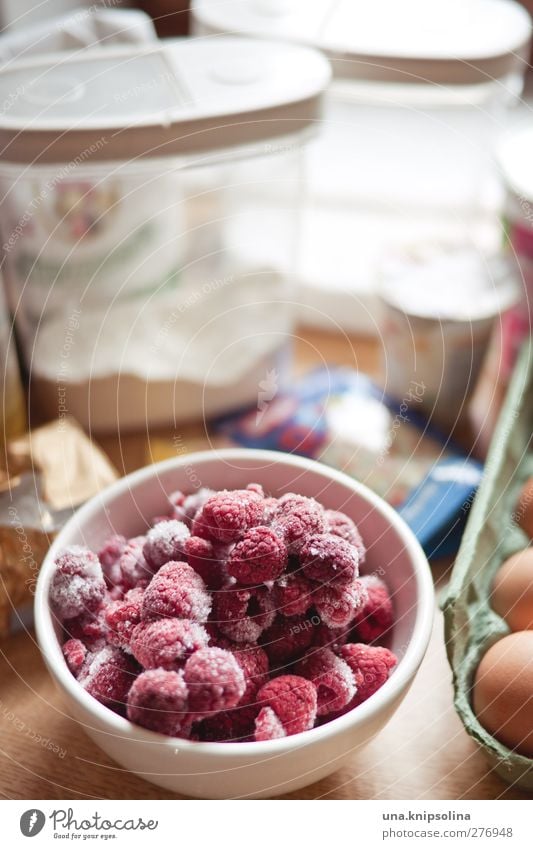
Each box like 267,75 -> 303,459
443,342 -> 533,790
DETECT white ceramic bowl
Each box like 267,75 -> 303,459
35,449 -> 434,799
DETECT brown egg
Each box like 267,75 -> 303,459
515,478 -> 533,539
473,632 -> 533,757
491,548 -> 533,631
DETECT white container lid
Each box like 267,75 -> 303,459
0,36 -> 330,165
192,0 -> 532,85
498,126 -> 533,205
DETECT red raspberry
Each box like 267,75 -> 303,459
171,487 -> 214,525
262,497 -> 279,524
193,489 -> 263,544
227,526 -> 288,585
183,647 -> 246,717
98,534 -> 127,588
338,643 -> 397,706
62,638 -> 87,675
254,707 -> 286,741
325,510 -> 366,563
314,578 -> 367,628
246,483 -> 265,497
63,604 -> 108,648
294,648 -> 355,716
130,619 -> 209,670
352,575 -> 394,643
143,520 -> 190,570
199,704 -> 259,742
260,614 -> 315,669
312,622 -> 350,650
300,533 -> 359,586
142,561 -> 211,623
184,535 -> 228,589
78,645 -> 138,711
105,588 -> 144,651
232,644 -> 270,704
273,572 -> 314,616
255,675 -> 317,736
213,586 -> 275,643
127,669 -> 189,736
271,495 -> 326,555
119,536 -> 152,590
50,546 -> 106,620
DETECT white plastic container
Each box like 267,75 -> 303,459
192,0 -> 532,331
0,37 -> 330,431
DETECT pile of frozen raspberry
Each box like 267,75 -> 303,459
52,484 -> 397,742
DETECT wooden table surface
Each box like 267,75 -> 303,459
1,328 -> 529,800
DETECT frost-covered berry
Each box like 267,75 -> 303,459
273,572 -> 314,616
193,490 -> 263,544
119,536 -> 152,590
294,648 -> 355,716
227,526 -> 288,585
338,643 -> 397,706
127,669 -> 189,736
105,588 -> 144,651
271,495 -> 326,555
142,561 -> 211,623
63,605 -> 108,649
231,644 -> 269,705
325,510 -> 366,563
184,535 -> 228,589
78,645 -> 138,710
50,546 -> 106,620
171,487 -> 214,525
130,619 -> 209,670
255,675 -> 317,736
314,578 -> 366,628
300,533 -> 359,586
200,704 -> 259,742
143,520 -> 190,570
260,614 -> 315,669
62,638 -> 87,676
352,575 -> 394,643
213,586 -> 275,643
183,647 -> 246,717
98,534 -> 127,587
254,707 -> 286,741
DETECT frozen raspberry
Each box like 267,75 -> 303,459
172,487 -> 214,525
119,536 -> 152,590
352,575 -> 394,643
312,622 -> 350,650
192,489 -> 263,544
130,619 -> 209,670
273,572 -> 314,616
213,586 -> 275,643
271,495 -> 326,555
256,675 -> 317,736
62,638 -> 87,676
232,644 -> 269,704
227,526 -> 288,585
50,546 -> 106,620
338,643 -> 397,706
300,533 -> 359,586
254,707 -> 286,741
200,703 -> 259,742
246,483 -> 265,497
184,535 -> 227,589
127,669 -> 189,736
325,510 -> 366,563
63,604 -> 108,648
78,645 -> 138,710
98,534 -> 127,588
294,648 -> 355,716
143,520 -> 190,570
314,578 -> 366,629
105,588 -> 144,651
183,647 -> 245,717
260,614 -> 315,668
262,497 -> 279,524
142,561 -> 211,623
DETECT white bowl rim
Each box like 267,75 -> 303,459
35,448 -> 434,757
